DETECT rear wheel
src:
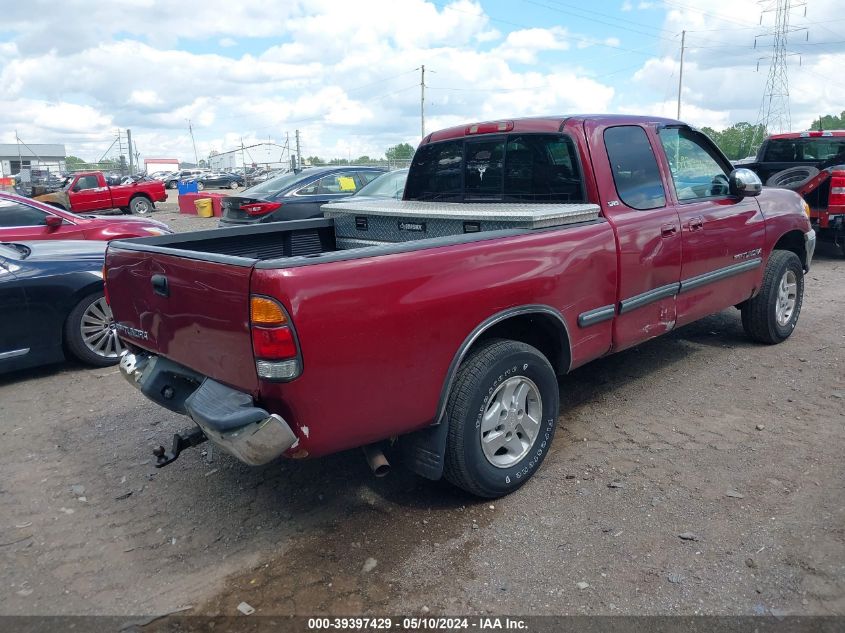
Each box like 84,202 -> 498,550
64,291 -> 123,366
230,180 -> 239,189
443,339 -> 559,498
166,180 -> 177,189
741,250 -> 804,344
129,196 -> 152,215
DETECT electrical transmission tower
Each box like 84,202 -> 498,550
752,0 -> 807,147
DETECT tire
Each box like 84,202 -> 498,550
166,180 -> 177,189
741,250 -> 804,344
64,291 -> 124,366
129,196 -> 152,215
197,182 -> 205,191
443,339 -> 559,498
230,181 -> 239,189
766,166 -> 820,190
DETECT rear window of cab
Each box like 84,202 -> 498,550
404,133 -> 585,203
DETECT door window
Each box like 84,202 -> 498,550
0,200 -> 48,227
604,126 -> 666,210
75,175 -> 100,190
318,173 -> 360,195
658,128 -> 730,202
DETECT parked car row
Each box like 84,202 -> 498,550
0,191 -> 173,373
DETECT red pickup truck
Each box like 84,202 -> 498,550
744,130 -> 845,256
106,115 -> 815,498
34,171 -> 167,215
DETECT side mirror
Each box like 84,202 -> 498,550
45,215 -> 63,229
729,168 -> 762,197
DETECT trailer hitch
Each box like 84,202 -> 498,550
153,427 -> 208,467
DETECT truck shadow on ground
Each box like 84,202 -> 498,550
139,310 -> 767,617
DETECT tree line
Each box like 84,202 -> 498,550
701,111 -> 845,161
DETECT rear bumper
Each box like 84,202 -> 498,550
119,351 -> 297,465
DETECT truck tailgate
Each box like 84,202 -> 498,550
106,245 -> 258,394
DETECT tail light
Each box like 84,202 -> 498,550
250,295 -> 300,380
241,201 -> 282,216
829,170 -> 845,208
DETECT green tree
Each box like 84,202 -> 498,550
65,155 -> 87,169
809,111 -> 845,130
700,122 -> 767,160
306,155 -> 324,165
385,142 -> 414,161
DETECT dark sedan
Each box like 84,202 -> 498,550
0,240 -> 121,374
219,166 -> 386,226
199,172 -> 244,190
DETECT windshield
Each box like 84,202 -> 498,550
241,171 -> 305,196
354,169 -> 408,198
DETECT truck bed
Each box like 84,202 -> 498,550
110,202 -> 602,267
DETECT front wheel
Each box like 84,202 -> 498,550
230,181 -> 239,189
741,250 -> 804,344
443,339 -> 559,498
64,291 -> 124,366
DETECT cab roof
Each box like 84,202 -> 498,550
767,130 -> 845,140
422,114 -> 684,144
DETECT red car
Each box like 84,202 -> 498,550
0,192 -> 171,242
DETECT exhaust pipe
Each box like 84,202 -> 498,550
362,444 -> 390,477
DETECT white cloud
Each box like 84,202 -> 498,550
2,0 -> 840,163
627,0 -> 845,131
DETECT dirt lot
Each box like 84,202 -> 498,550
0,207 -> 842,618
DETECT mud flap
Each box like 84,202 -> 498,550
400,422 -> 450,481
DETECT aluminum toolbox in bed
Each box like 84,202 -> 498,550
322,199 -> 601,248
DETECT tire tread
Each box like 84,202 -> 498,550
741,250 -> 803,344
443,338 -> 553,497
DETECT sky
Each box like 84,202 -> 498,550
0,0 -> 842,164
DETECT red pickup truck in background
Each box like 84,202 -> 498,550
744,130 -> 845,256
34,171 -> 167,215
106,114 -> 815,498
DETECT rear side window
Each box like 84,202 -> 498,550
405,133 -> 584,202
604,126 -> 666,210
0,200 -> 48,227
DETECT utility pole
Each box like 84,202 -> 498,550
126,129 -> 134,175
420,64 -> 426,139
117,129 -> 127,175
187,119 -> 199,166
15,130 -> 22,175
240,137 -> 246,173
676,30 -> 685,120
295,129 -> 302,171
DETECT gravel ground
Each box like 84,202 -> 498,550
0,205 -> 842,618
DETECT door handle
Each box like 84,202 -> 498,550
660,223 -> 678,237
689,216 -> 704,231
